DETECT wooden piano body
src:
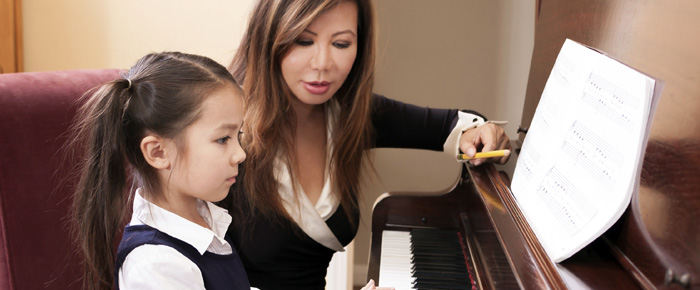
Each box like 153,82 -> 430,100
367,0 -> 699,289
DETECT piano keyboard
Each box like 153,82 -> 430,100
378,228 -> 477,290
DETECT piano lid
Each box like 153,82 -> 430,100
518,0 -> 700,288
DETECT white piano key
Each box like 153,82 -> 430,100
378,230 -> 414,289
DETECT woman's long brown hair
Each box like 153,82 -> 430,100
227,0 -> 377,226
68,52 -> 241,290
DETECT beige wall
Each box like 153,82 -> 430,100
22,0 -> 534,288
22,0 -> 254,71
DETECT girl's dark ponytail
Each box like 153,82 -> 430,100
69,80 -> 133,290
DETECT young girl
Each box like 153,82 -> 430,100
69,52 -> 249,290
225,0 -> 510,289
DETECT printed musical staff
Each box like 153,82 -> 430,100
581,73 -> 641,132
536,167 -> 597,237
561,121 -> 624,188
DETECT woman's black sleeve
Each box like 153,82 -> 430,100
370,94 -> 485,150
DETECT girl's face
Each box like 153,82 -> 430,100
280,0 -> 358,109
167,85 -> 246,203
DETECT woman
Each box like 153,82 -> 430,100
224,0 -> 510,288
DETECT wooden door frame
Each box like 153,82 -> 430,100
1,0 -> 23,73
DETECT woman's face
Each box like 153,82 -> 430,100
280,1 -> 358,108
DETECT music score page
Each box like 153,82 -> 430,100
510,39 -> 662,262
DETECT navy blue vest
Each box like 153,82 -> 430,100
115,225 -> 250,290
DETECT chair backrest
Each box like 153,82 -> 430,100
0,69 -> 120,290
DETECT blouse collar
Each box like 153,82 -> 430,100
130,189 -> 232,255
273,101 -> 344,251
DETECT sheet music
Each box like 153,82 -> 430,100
511,39 -> 662,262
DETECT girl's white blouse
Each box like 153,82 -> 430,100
117,190 -> 233,290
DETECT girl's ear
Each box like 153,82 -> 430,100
140,135 -> 171,169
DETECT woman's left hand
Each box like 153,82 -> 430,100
360,279 -> 395,290
459,123 -> 511,166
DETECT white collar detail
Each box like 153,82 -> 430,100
274,102 -> 344,252
130,189 -> 232,255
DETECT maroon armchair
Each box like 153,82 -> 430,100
0,69 -> 120,290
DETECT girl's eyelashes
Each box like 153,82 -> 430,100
216,136 -> 231,144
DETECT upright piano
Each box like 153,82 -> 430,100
367,0 -> 700,289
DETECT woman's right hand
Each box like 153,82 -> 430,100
459,122 -> 511,166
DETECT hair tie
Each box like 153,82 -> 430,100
122,79 -> 133,121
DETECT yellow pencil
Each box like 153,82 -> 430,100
458,149 -> 511,160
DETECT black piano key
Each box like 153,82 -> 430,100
412,266 -> 467,274
414,277 -> 470,285
412,255 -> 466,263
411,249 -> 464,256
412,269 -> 470,280
412,263 -> 467,273
414,277 -> 470,287
407,228 -> 475,290
413,280 -> 471,290
413,269 -> 466,277
413,272 -> 468,280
